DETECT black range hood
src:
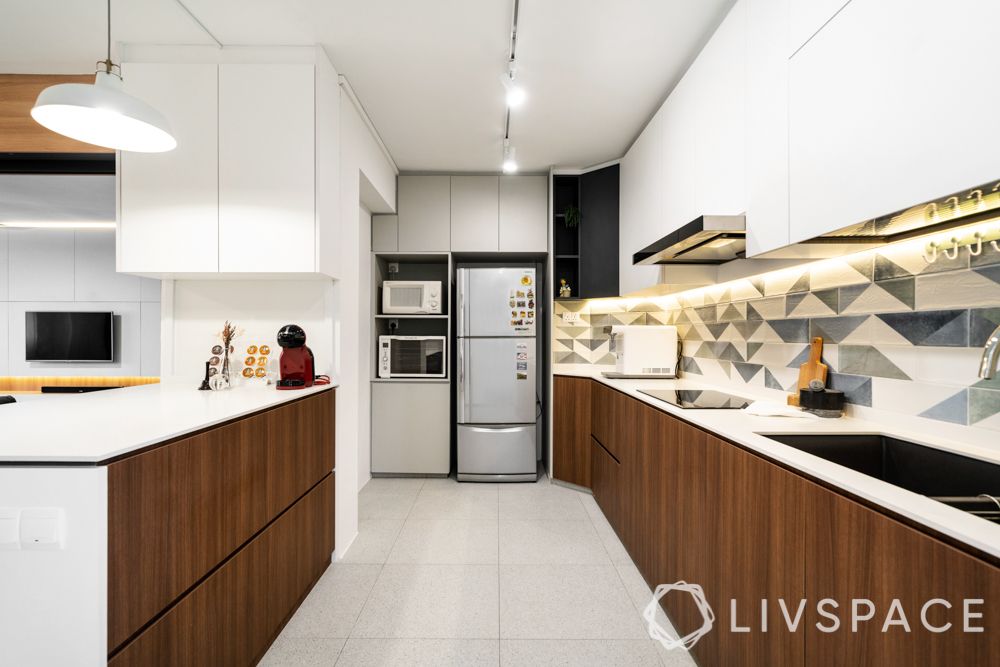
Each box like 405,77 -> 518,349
633,179 -> 1000,266
633,214 -> 746,265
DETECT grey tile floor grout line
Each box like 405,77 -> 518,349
336,477 -> 425,662
266,474 -> 688,665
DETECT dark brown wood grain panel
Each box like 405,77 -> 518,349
589,381 -> 638,463
109,474 -> 334,667
590,436 -> 622,530
108,389 -> 335,652
700,433 -> 806,666
553,375 -> 592,488
804,482 -> 1000,666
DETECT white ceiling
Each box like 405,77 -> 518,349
1,0 -> 735,172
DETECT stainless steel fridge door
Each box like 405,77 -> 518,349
458,337 -> 535,424
457,424 -> 537,481
457,267 -> 537,337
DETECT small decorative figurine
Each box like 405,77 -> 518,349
198,360 -> 212,391
559,279 -> 572,299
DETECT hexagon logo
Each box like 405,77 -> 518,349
643,581 -> 715,651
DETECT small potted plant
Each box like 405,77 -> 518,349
563,205 -> 581,228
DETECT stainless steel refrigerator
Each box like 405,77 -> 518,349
456,267 -> 539,482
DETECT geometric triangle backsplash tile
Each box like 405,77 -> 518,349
552,242 -> 1000,430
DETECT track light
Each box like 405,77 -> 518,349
501,61 -> 526,108
502,139 -> 518,174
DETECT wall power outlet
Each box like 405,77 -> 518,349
561,312 -> 581,324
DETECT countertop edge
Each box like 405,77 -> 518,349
0,383 -> 337,465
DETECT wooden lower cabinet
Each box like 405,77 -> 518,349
803,482 -> 1000,666
107,390 -> 336,651
578,380 -> 999,665
590,379 -> 639,463
626,397 -> 805,666
699,433 -> 806,666
109,474 -> 334,667
590,436 -> 622,531
553,376 -> 592,487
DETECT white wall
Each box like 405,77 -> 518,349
0,229 -> 160,377
163,279 -> 336,381
334,87 -> 397,558
357,206 -> 372,492
0,467 -> 108,666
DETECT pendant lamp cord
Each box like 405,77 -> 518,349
97,0 -> 120,77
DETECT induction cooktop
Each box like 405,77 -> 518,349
638,388 -> 752,409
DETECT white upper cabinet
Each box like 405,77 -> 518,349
397,175 -> 450,251
788,0 -> 850,56
119,63 -> 219,274
394,174 -> 547,253
450,176 -> 499,252
499,175 -> 548,253
788,0 -> 1000,243
745,0 -> 790,256
686,1 -> 745,220
118,51 -> 340,277
619,1 -> 745,294
218,64 -> 315,272
619,108 -> 663,296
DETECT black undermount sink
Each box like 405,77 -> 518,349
763,434 -> 1000,523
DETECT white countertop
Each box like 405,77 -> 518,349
0,380 -> 336,464
555,365 -> 1000,560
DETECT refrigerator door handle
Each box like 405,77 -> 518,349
465,426 -> 526,434
457,339 -> 465,422
460,340 -> 471,421
458,268 -> 469,337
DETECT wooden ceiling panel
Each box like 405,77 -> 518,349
0,74 -> 114,153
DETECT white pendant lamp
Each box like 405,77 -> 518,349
30,0 -> 176,153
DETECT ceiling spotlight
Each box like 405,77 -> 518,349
502,140 -> 518,174
30,0 -> 176,152
501,61 -> 526,108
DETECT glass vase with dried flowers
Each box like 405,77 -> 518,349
213,320 -> 242,389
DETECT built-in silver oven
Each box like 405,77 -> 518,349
378,335 -> 446,378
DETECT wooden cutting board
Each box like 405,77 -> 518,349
788,337 -> 827,406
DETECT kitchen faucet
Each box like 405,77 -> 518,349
980,324 -> 1000,379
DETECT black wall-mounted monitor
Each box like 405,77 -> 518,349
25,311 -> 114,362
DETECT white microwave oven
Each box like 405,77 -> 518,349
382,280 -> 442,314
378,335 -> 447,378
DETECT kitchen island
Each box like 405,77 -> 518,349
0,381 -> 336,666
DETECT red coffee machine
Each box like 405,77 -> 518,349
276,324 -> 315,390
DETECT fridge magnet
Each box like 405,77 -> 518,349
521,273 -> 533,286
517,361 -> 528,371
517,352 -> 527,360
516,372 -> 528,380
241,341 -> 273,381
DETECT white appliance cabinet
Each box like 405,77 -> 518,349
395,174 -> 547,253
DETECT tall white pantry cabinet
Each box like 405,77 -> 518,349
117,50 -> 340,277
